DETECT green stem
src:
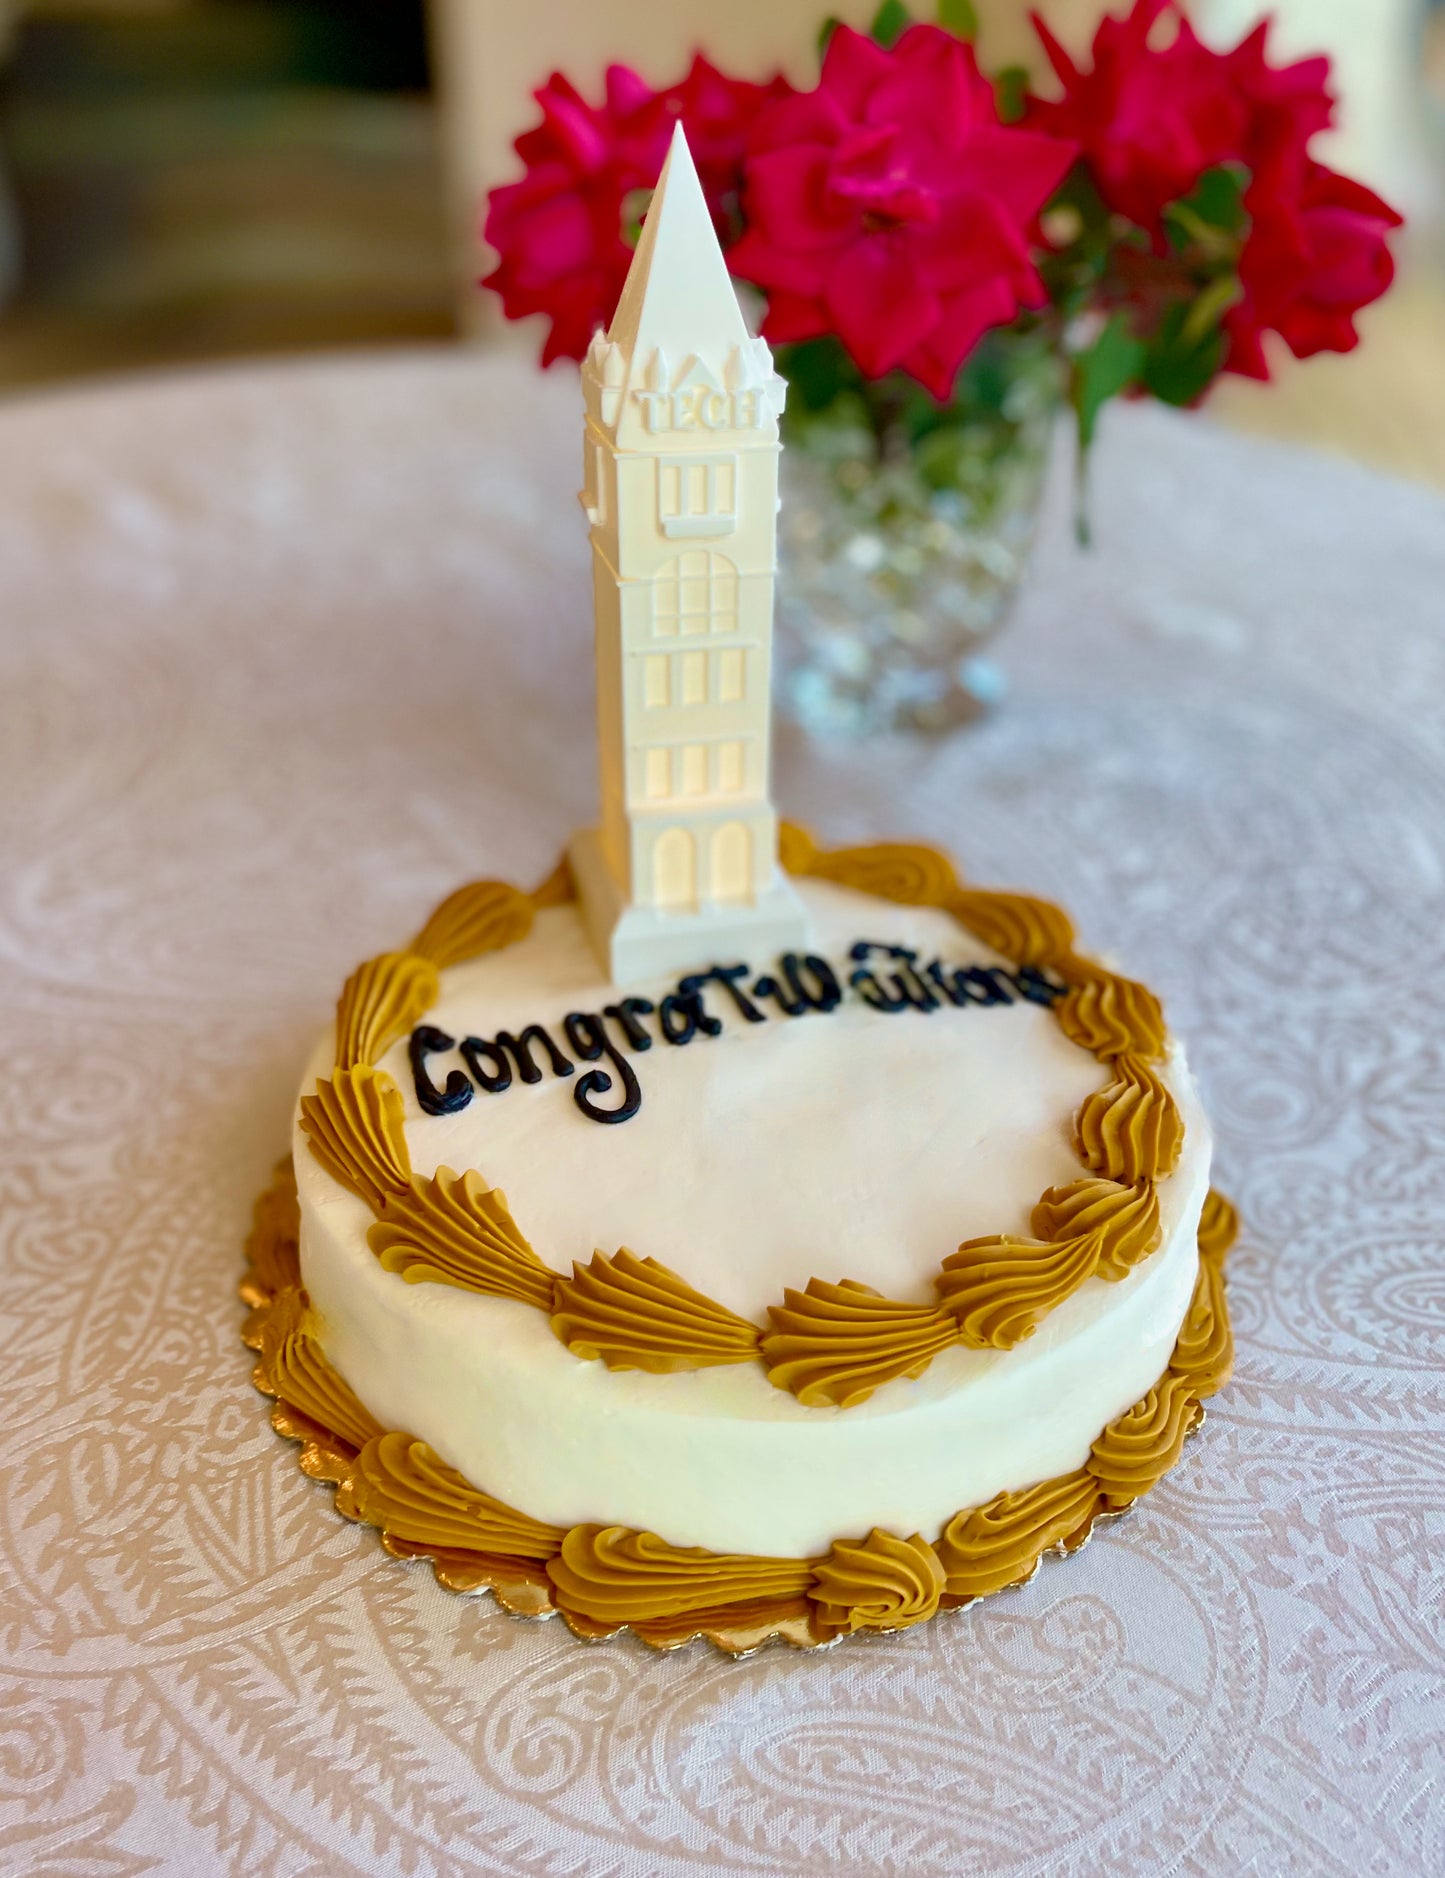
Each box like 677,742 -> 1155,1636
1074,421 -> 1093,549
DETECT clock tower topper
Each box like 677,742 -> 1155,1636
569,122 -> 810,984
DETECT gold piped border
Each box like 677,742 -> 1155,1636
294,828 -> 1190,1404
242,1158 -> 1238,1655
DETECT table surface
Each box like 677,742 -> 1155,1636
2,349 -> 1443,1878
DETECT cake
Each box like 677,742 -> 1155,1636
241,127 -> 1235,1653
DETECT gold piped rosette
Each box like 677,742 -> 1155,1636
551,1250 -> 762,1371
290,827 -> 1199,1403
244,828 -> 1240,1653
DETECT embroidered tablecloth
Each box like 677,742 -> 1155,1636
3,350 -> 1443,1877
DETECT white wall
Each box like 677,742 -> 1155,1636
1197,0 -> 1432,215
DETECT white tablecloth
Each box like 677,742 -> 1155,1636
2,349 -> 1443,1877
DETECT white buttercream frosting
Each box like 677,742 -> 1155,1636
296,878 -> 1211,1558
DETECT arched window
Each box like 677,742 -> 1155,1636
651,826 -> 697,913
651,552 -> 738,638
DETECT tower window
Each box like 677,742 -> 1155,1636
679,651 -> 707,705
652,551 -> 739,639
680,744 -> 707,795
679,575 -> 709,627
717,648 -> 745,702
711,565 -> 738,626
717,741 -> 745,793
645,748 -> 671,799
657,455 -> 739,538
643,655 -> 669,708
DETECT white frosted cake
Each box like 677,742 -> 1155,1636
242,827 -> 1237,1651
241,127 -> 1235,1651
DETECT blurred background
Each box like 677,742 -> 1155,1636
0,0 -> 1441,482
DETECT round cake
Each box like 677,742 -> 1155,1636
242,827 -> 1237,1653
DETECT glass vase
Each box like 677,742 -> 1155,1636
775,331 -> 1062,737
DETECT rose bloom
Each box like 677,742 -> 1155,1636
672,54 -> 793,225
1027,0 -> 1333,239
728,24 -> 1076,399
484,59 -> 789,366
1027,0 -> 1401,377
1226,162 -> 1402,378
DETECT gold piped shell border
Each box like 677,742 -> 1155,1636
242,1153 -> 1239,1657
294,828 -> 1193,1406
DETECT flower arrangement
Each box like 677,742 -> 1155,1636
483,0 -> 1400,465
482,0 -> 1402,732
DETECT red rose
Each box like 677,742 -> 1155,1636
1227,163 -> 1402,378
670,55 -> 793,227
1028,0 -> 1400,380
483,67 -> 665,367
728,24 -> 1075,399
483,59 -> 790,366
1027,0 -> 1333,240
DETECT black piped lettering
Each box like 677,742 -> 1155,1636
934,964 -> 1015,1006
784,952 -> 842,1013
658,988 -> 721,1043
408,1025 -> 473,1117
751,972 -> 806,1016
884,944 -> 941,1011
603,997 -> 656,1049
563,1010 -> 642,1123
849,941 -> 921,1012
415,942 -> 1049,1128
1012,965 -> 1067,1005
460,1034 -> 512,1094
495,1024 -> 574,1083
680,963 -> 766,1024
658,993 -> 698,1044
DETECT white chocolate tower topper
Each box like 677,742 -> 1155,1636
569,122 -> 809,984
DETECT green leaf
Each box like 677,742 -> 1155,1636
937,0 -> 979,39
1142,303 -> 1227,407
1180,271 -> 1244,348
870,0 -> 912,48
619,186 -> 652,249
914,425 -> 972,491
1164,162 -> 1250,257
818,15 -> 843,56
1188,163 -> 1250,232
1071,314 -> 1144,450
776,337 -> 865,414
994,63 -> 1029,124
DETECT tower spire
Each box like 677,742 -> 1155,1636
582,123 -> 784,449
608,122 -> 751,367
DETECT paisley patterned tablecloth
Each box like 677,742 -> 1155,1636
2,351 -> 1442,1878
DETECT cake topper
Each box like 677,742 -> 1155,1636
568,122 -> 810,985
